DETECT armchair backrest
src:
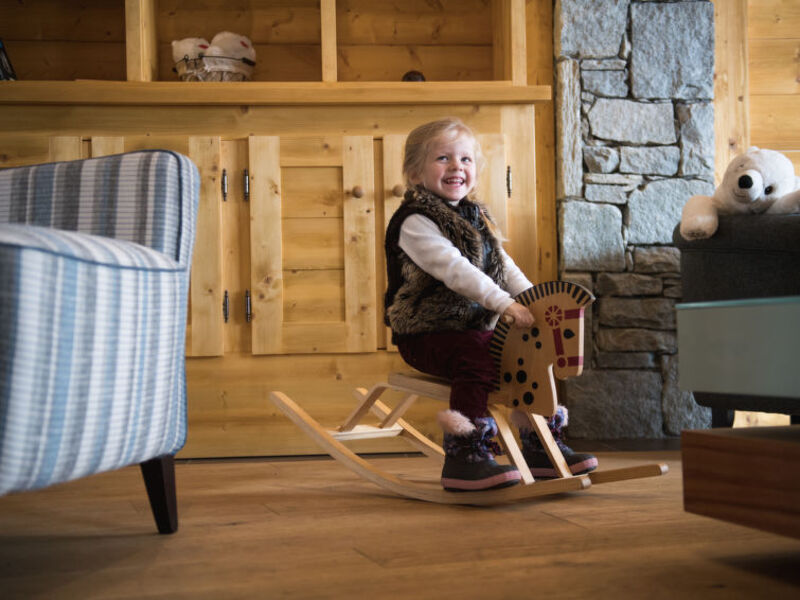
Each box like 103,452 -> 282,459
0,150 -> 199,267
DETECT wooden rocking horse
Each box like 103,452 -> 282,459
270,281 -> 667,505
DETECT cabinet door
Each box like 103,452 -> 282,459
92,135 -> 226,357
249,135 -> 377,354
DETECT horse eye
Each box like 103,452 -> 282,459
765,186 -> 774,194
563,329 -> 575,339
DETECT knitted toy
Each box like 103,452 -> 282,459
171,37 -> 210,81
680,147 -> 800,240
205,32 -> 256,81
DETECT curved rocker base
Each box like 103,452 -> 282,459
271,391 -> 666,505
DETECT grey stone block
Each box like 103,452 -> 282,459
661,354 -> 711,435
586,185 -> 628,205
596,273 -> 663,296
598,298 -> 676,329
620,146 -> 680,176
627,178 -> 714,244
565,369 -> 664,438
634,246 -> 681,273
583,146 -> 620,173
588,99 -> 677,144
556,0 -> 631,58
677,102 -> 715,176
630,1 -> 714,100
597,328 -> 677,353
582,70 -> 628,97
560,201 -> 625,272
557,58 -> 584,198
595,352 -> 657,369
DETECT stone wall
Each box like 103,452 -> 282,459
554,0 -> 714,438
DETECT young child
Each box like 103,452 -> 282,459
384,118 -> 597,492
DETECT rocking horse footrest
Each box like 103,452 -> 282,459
329,424 -> 403,441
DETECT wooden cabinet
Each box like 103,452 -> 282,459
0,1 -> 553,458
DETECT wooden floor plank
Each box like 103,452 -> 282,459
1,451 -> 799,599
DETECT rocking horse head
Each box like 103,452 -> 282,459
488,281 -> 595,417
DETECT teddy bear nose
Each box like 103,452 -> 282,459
738,174 -> 753,189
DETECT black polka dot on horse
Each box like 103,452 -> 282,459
523,392 -> 534,405
516,370 -> 527,383
504,372 -> 512,383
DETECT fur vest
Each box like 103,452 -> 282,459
384,187 -> 506,339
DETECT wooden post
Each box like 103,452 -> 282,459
714,0 -> 749,185
125,0 -> 159,82
321,0 -> 338,83
493,0 -> 527,85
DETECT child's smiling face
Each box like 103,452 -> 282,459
412,133 -> 477,203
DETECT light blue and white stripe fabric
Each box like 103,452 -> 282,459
0,150 -> 199,495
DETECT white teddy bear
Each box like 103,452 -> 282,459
679,147 -> 800,240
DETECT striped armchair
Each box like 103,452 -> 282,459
0,150 -> 199,534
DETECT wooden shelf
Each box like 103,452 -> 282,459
0,80 -> 550,106
682,426 -> 800,539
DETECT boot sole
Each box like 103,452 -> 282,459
442,471 -> 522,492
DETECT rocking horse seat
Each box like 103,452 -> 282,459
386,371 -> 511,405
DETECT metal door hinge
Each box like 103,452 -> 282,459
243,169 -> 250,202
222,169 -> 228,201
222,290 -> 229,322
245,289 -> 252,322
506,166 -> 512,198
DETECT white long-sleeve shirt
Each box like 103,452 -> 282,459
398,211 -> 533,317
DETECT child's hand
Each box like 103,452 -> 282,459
502,302 -> 534,328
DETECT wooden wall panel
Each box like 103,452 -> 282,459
749,39 -> 800,96
747,0 -> 800,38
0,0 -> 125,81
337,46 -> 492,82
0,136 -> 51,168
337,0 -> 492,45
746,0 -> 800,161
749,95 -> 800,150
157,0 -> 321,44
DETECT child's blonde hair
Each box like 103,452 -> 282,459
402,117 -> 484,198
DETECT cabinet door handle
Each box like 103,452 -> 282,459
391,184 -> 404,198
352,185 -> 364,198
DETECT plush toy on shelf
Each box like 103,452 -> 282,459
680,147 -> 800,240
204,31 -> 256,81
171,37 -> 210,81
171,32 -> 256,81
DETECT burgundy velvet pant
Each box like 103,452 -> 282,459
396,329 -> 495,421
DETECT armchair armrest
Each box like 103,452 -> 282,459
0,150 -> 199,268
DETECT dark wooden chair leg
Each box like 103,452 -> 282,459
140,455 -> 178,534
711,407 -> 735,428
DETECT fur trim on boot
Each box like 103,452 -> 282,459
437,409 -> 476,436
439,413 -> 520,492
